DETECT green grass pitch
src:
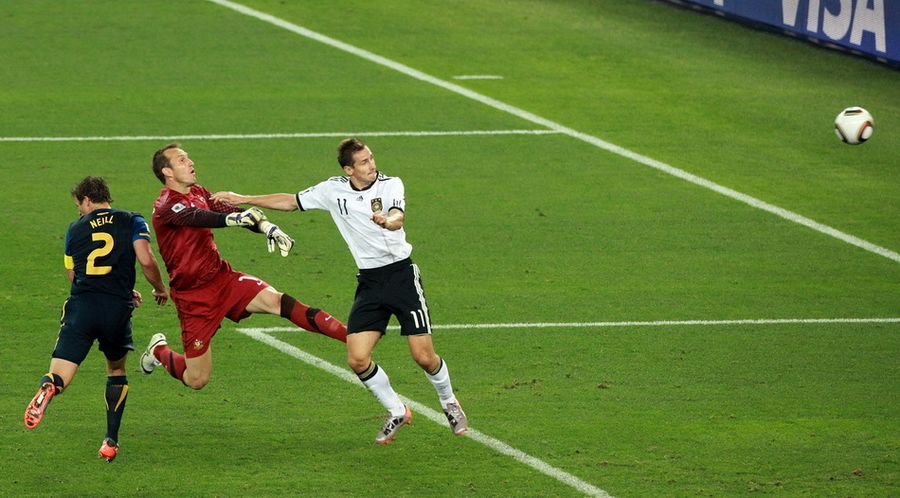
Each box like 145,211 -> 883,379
1,1 -> 897,496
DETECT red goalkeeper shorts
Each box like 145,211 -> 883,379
170,268 -> 270,358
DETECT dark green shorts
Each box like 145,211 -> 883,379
52,293 -> 135,364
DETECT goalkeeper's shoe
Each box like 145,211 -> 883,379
374,405 -> 412,445
140,333 -> 167,374
24,382 -> 57,429
98,438 -> 118,462
443,402 -> 469,435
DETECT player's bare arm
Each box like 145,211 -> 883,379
172,192 -> 294,256
133,238 -> 168,305
372,208 -> 404,231
211,191 -> 298,212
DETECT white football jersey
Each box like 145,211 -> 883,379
295,172 -> 412,269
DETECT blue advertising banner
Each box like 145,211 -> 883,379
671,0 -> 899,66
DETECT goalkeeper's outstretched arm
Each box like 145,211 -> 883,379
159,204 -> 265,229
211,192 -> 298,212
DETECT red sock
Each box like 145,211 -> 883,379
153,344 -> 187,382
315,310 -> 348,343
281,294 -> 347,343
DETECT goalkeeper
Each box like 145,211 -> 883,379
140,143 -> 347,390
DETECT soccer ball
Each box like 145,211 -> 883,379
834,107 -> 874,145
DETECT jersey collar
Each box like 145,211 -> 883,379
349,177 -> 377,192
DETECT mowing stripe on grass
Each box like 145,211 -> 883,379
238,317 -> 900,334
0,129 -> 559,142
206,0 -> 900,265
236,327 -> 613,498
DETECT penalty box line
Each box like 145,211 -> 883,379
0,129 -> 561,142
235,327 -> 613,498
241,317 -> 900,334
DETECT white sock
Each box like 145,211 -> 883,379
359,364 -> 406,417
426,359 -> 458,408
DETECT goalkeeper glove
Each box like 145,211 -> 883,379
225,207 -> 266,228
259,220 -> 295,257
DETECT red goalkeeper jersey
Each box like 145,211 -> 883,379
152,185 -> 240,291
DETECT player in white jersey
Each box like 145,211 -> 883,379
212,138 -> 467,443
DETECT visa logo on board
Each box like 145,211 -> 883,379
783,0 -> 887,53
712,0 -> 888,54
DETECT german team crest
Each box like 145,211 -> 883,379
371,198 -> 383,213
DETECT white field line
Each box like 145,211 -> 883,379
453,75 -> 504,80
206,0 -> 900,265
0,129 -> 560,142
240,317 -> 900,334
235,327 -> 612,498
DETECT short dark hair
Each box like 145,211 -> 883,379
72,176 -> 112,204
152,143 -> 180,184
337,138 -> 367,168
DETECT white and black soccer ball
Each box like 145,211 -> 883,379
834,107 -> 874,145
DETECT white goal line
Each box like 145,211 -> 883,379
0,129 -> 560,143
240,317 -> 900,334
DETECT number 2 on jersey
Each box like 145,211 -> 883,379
86,232 -> 114,275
